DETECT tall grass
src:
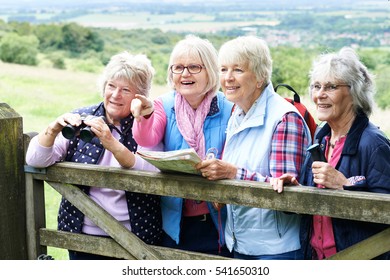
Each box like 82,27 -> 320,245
0,62 -> 168,260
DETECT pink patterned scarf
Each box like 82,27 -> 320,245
175,91 -> 213,159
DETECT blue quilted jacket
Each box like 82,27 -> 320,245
159,91 -> 233,246
299,112 -> 390,259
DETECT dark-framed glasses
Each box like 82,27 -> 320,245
170,64 -> 204,74
310,83 -> 351,93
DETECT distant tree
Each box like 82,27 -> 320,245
0,19 -> 11,32
47,52 -> 66,69
60,23 -> 104,54
85,29 -> 104,52
0,33 -> 39,65
271,47 -> 316,96
8,21 -> 33,36
356,48 -> 390,109
148,51 -> 169,85
359,48 -> 390,71
372,65 -> 390,110
278,13 -> 316,31
34,24 -> 63,50
151,34 -> 169,45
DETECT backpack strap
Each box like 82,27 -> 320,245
274,83 -> 300,103
275,83 -> 317,140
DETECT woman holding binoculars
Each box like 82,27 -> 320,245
25,51 -> 163,260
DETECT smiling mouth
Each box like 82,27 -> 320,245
181,81 -> 195,85
110,101 -> 123,106
318,104 -> 331,109
225,86 -> 239,91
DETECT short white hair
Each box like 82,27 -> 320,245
98,51 -> 155,97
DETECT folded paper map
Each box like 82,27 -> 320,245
137,148 -> 201,175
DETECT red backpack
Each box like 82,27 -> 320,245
274,83 -> 317,140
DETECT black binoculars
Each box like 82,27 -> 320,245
62,114 -> 106,142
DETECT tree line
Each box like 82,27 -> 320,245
0,20 -> 389,109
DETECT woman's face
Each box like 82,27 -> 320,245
219,61 -> 261,113
171,54 -> 209,108
311,80 -> 354,124
103,78 -> 135,125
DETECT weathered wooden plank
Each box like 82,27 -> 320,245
24,132 -> 46,259
327,227 -> 390,260
40,228 -> 136,259
28,162 -> 390,225
39,229 -> 230,260
0,103 -> 27,259
47,181 -> 163,260
25,173 -> 46,259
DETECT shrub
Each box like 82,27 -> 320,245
48,53 -> 66,69
0,33 -> 39,65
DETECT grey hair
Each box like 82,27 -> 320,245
218,35 -> 273,83
309,47 -> 375,116
98,51 -> 155,97
167,34 -> 219,96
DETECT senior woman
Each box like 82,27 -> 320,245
131,35 -> 233,256
196,36 -> 311,260
26,51 -> 163,260
271,47 -> 390,259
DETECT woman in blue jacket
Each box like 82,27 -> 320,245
197,36 -> 311,259
271,47 -> 390,259
132,35 -> 233,257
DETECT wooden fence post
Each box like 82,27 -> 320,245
0,103 -> 27,259
24,132 -> 46,260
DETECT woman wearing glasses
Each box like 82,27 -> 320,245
271,47 -> 390,259
131,35 -> 233,256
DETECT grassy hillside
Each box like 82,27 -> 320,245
0,61 -> 168,133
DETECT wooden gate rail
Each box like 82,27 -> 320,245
44,181 -> 229,260
49,181 -> 162,260
327,227 -> 390,260
28,162 -> 390,223
39,228 -> 227,260
24,161 -> 390,260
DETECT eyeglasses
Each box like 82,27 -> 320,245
170,64 -> 204,74
310,83 -> 351,93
